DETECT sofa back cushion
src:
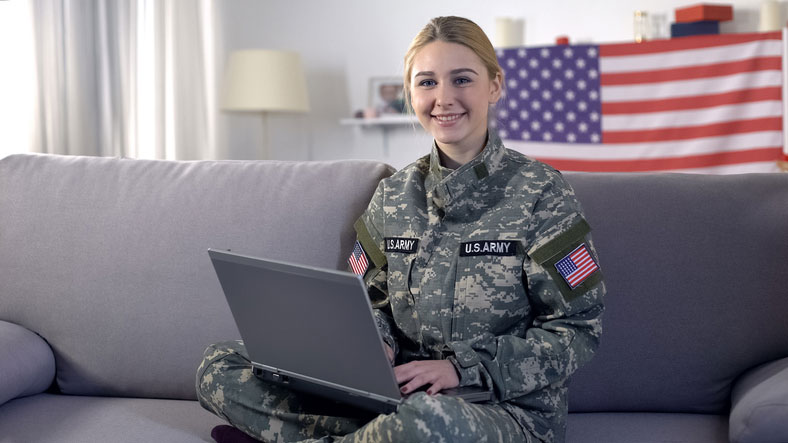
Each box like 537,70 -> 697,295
0,154 -> 393,400
565,172 -> 788,414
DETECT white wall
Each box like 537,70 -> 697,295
215,0 -> 782,168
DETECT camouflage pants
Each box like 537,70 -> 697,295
196,341 -> 531,443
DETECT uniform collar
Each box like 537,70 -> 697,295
426,131 -> 506,209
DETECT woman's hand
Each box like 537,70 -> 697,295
384,343 -> 395,365
394,360 -> 459,395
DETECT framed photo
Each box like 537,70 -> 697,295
368,77 -> 407,115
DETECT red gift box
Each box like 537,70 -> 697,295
675,4 -> 733,23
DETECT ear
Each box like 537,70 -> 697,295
488,71 -> 503,104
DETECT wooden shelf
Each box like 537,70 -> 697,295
339,115 -> 419,127
340,115 -> 421,155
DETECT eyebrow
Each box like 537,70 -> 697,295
414,68 -> 480,77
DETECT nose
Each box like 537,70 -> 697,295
435,83 -> 453,108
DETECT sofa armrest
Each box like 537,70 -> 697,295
0,320 -> 56,406
730,357 -> 788,443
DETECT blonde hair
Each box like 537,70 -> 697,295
403,16 -> 504,108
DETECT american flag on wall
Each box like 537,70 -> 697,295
494,31 -> 785,173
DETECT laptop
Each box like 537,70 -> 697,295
208,248 -> 492,414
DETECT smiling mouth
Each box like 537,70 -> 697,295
432,113 -> 465,123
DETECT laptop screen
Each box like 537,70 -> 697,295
209,249 -> 401,399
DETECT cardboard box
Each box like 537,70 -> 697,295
671,20 -> 720,37
675,4 -> 733,23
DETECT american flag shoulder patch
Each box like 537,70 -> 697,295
554,243 -> 599,289
348,240 -> 369,276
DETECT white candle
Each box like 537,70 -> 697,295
759,0 -> 781,32
494,17 -> 524,48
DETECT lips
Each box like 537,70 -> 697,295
432,113 -> 466,126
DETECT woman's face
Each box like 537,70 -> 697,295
409,40 -> 502,155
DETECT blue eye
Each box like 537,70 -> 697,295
419,79 -> 436,87
455,77 -> 471,85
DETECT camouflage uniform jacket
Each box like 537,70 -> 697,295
353,132 -> 605,442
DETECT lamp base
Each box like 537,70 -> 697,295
261,113 -> 270,160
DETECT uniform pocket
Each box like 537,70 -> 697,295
454,235 -> 529,338
460,253 -> 525,309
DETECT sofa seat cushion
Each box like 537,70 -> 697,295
566,412 -> 728,443
0,393 -> 224,442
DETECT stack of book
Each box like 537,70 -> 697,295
671,4 -> 733,38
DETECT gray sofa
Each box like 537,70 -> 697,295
0,153 -> 786,443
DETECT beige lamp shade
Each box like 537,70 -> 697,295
222,49 -> 310,112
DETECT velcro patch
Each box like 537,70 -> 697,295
460,240 -> 517,256
529,218 -> 602,300
347,241 -> 369,276
554,243 -> 599,289
384,237 -> 419,254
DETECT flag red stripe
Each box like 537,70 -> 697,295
572,256 -> 593,269
602,87 -> 783,114
348,254 -> 368,275
570,249 -> 592,266
574,260 -> 595,274
570,252 -> 595,270
567,263 -> 598,285
565,246 -> 598,286
534,147 -> 783,172
600,32 -> 782,57
569,260 -> 596,278
568,266 -> 597,286
600,57 -> 782,86
603,117 -> 782,143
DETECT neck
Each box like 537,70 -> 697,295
436,131 -> 488,169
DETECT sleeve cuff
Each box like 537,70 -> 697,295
444,341 -> 484,388
447,356 -> 484,388
373,310 -> 398,357
445,340 -> 480,367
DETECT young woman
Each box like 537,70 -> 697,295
198,16 -> 605,443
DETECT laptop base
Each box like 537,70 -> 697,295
253,366 -> 399,414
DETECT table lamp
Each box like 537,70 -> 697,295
221,49 -> 310,159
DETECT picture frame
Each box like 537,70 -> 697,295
368,77 -> 407,115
